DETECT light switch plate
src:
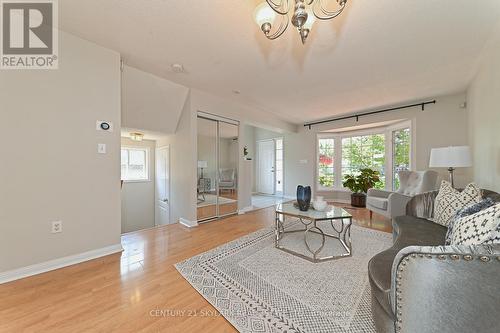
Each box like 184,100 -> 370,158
98,143 -> 106,154
51,221 -> 62,233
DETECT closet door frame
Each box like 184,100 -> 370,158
197,112 -> 239,223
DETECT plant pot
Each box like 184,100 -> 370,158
351,193 -> 366,208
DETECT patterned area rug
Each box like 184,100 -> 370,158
175,222 -> 392,333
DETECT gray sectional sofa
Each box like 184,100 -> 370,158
368,189 -> 500,333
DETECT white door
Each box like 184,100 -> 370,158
155,146 -> 171,225
257,140 -> 276,195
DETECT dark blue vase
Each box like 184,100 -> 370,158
296,185 -> 311,211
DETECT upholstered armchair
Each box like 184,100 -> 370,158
219,168 -> 236,193
366,170 -> 438,219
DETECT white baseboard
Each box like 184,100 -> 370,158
0,243 -> 123,284
238,205 -> 254,214
179,218 -> 198,228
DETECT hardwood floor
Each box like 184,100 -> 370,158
0,204 -> 390,333
197,191 -> 238,220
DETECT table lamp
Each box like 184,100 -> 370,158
429,146 -> 472,188
198,160 -> 208,178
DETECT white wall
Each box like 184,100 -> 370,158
467,24 -> 500,192
121,138 -> 156,233
122,65 -> 189,134
0,32 -> 122,274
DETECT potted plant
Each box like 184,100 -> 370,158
342,168 -> 381,207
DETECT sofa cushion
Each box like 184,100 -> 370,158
368,216 -> 446,318
367,196 -> 388,210
433,181 -> 482,227
450,203 -> 500,245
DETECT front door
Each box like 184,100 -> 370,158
155,146 -> 170,225
257,140 -> 276,195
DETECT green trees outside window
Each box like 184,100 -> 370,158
318,138 -> 335,188
392,128 -> 411,190
342,134 -> 386,189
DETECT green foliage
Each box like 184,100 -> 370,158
342,168 -> 381,193
319,175 -> 334,187
341,134 -> 386,189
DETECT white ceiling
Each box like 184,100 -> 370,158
59,0 -> 500,125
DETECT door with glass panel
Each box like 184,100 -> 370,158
197,115 -> 239,222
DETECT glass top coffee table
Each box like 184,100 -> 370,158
275,202 -> 353,263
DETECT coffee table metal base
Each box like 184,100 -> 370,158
275,212 -> 352,263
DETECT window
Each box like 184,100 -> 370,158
316,123 -> 411,191
392,128 -> 411,190
318,138 -> 335,188
275,138 -> 284,193
341,134 -> 385,189
121,147 -> 149,181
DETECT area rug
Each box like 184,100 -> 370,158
175,221 -> 392,333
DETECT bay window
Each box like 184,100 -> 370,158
392,128 -> 411,190
316,123 -> 411,192
318,138 -> 335,188
341,134 -> 386,189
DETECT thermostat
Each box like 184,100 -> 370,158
96,120 -> 113,132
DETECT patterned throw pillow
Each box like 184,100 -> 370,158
450,203 -> 500,245
433,181 -> 482,227
445,198 -> 496,245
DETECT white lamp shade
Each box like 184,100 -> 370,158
198,160 -> 208,168
429,146 -> 472,168
254,2 -> 277,28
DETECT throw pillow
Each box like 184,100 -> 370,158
445,197 -> 496,245
433,181 -> 482,227
450,203 -> 500,245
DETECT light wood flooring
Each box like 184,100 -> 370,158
0,204 -> 391,333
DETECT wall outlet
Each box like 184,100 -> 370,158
51,221 -> 62,233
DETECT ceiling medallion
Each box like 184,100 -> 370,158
254,0 -> 347,44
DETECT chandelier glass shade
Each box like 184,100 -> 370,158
254,0 -> 347,44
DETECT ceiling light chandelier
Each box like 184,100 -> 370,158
254,0 -> 347,44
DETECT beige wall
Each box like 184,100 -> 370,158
120,138 -> 156,233
156,93 -> 197,224
121,65 -> 189,134
273,93 -> 472,199
467,24 -> 500,192
238,124 -> 256,209
0,32 -> 122,273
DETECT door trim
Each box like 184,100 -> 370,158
155,145 -> 170,226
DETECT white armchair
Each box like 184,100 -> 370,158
366,170 -> 438,219
219,168 -> 236,193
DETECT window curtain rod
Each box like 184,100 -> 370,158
304,100 -> 436,129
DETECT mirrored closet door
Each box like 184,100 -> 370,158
197,113 -> 239,222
